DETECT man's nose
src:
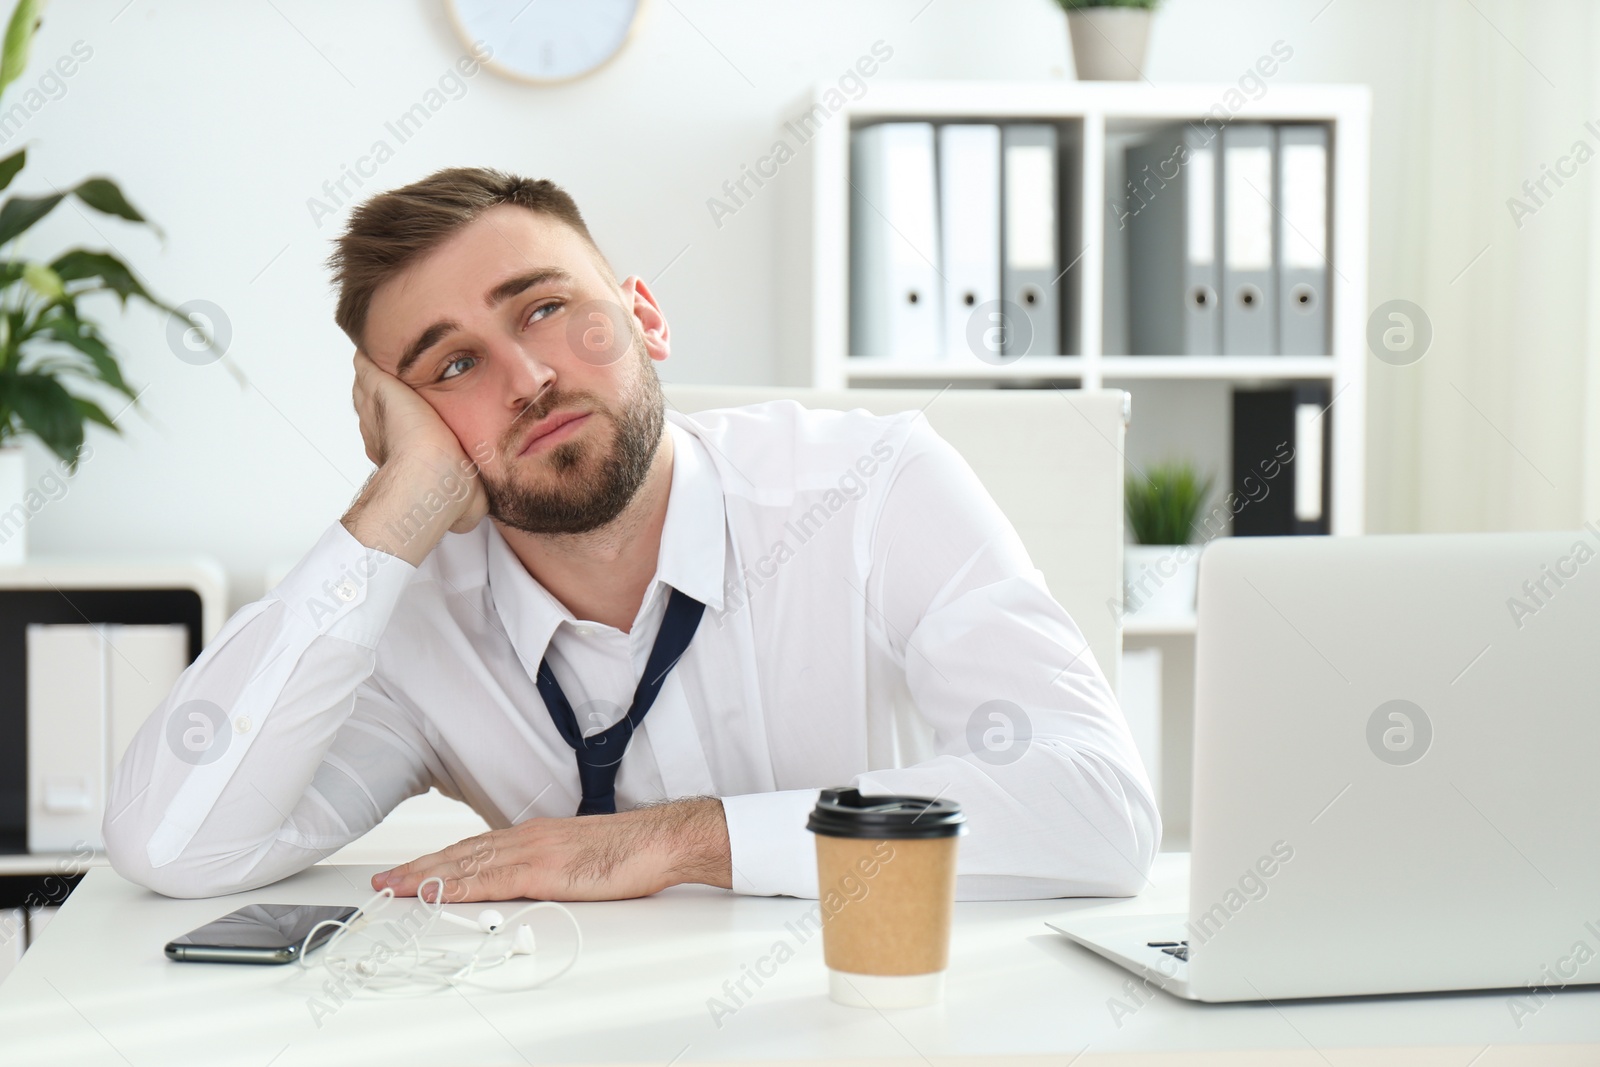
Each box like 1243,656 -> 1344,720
496,338 -> 556,411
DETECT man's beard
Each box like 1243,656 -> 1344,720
480,340 -> 665,536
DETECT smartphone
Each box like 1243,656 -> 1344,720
165,903 -> 360,964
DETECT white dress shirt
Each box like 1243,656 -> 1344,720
104,400 -> 1160,900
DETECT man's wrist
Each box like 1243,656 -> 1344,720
634,796 -> 732,892
341,454 -> 476,566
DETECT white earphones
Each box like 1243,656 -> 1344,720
295,876 -> 580,995
429,910 -> 537,962
435,907 -> 504,934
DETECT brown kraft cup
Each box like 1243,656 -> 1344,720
805,787 -> 967,1008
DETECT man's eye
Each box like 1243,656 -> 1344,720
435,303 -> 560,381
439,355 -> 476,381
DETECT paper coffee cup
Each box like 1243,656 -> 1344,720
805,787 -> 966,1008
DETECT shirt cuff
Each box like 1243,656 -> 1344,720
720,787 -> 823,898
271,520 -> 417,648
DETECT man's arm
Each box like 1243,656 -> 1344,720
103,351 -> 487,897
719,414 -> 1160,901
369,796 -> 732,902
102,519 -> 438,897
860,416 -> 1160,897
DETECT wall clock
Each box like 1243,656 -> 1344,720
445,0 -> 645,85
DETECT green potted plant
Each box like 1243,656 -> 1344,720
1052,0 -> 1162,81
1123,460 -> 1212,620
0,0 -> 220,565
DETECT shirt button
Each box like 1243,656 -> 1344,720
574,625 -> 594,637
334,579 -> 357,602
234,716 -> 252,734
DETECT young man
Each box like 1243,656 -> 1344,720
103,167 -> 1158,904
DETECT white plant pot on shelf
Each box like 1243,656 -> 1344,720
0,443 -> 26,565
1122,543 -> 1200,621
1066,8 -> 1153,82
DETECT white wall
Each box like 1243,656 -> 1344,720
16,0 -> 1597,610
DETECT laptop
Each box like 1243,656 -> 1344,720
1048,530 -> 1600,1002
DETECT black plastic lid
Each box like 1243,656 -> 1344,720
805,787 -> 967,840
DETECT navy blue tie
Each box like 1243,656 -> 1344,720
535,587 -> 706,816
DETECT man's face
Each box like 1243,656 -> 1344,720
362,204 -> 669,534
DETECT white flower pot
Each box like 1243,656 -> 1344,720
1123,543 -> 1200,620
0,443 -> 26,565
1066,8 -> 1153,81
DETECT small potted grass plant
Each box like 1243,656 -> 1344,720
1123,461 -> 1212,620
1052,0 -> 1162,81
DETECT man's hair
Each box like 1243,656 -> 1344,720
326,166 -> 613,349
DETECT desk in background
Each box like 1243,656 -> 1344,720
1,854 -> 1596,1066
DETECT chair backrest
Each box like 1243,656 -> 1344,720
661,385 -> 1128,687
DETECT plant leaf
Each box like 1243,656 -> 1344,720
72,393 -> 118,432
72,177 -> 146,224
49,248 -> 154,309
0,0 -> 40,101
6,371 -> 85,466
0,147 -> 24,193
21,260 -> 61,299
44,248 -> 244,388
0,191 -> 63,245
0,307 -> 23,371
33,314 -> 136,399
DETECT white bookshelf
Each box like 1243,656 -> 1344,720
774,79 -> 1371,536
775,81 -> 1371,844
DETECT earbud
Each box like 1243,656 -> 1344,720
436,908 -> 503,934
437,925 -> 536,966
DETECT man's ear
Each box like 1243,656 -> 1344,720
624,276 -> 671,363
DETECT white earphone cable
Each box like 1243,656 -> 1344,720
295,876 -> 583,996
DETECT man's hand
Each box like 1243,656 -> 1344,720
368,797 -> 732,903
342,348 -> 489,565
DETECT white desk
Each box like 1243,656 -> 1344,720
1,854 -> 1596,1066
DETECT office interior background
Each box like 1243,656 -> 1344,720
15,0 -> 1600,587
13,0 -> 1593,846
3,0 -> 1600,1038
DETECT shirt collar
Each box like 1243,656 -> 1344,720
486,418 -> 728,655
654,418 -> 728,613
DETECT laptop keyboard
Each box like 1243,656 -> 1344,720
1147,940 -> 1189,962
